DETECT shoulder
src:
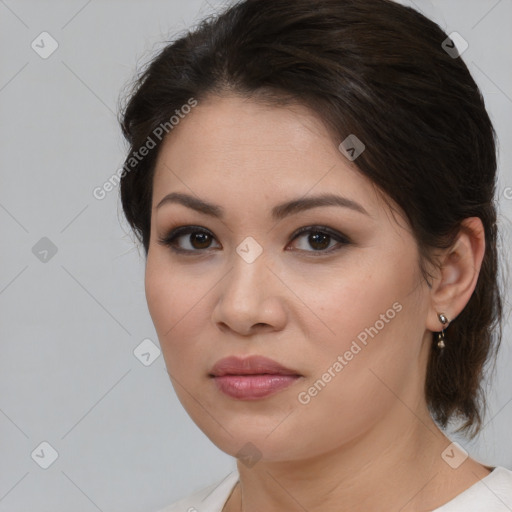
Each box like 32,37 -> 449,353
154,471 -> 239,512
436,466 -> 512,511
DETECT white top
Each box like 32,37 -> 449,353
157,466 -> 512,512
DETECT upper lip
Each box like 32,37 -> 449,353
209,355 -> 301,377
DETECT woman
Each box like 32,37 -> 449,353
118,0 -> 511,510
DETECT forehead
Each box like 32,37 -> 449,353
152,95 -> 385,218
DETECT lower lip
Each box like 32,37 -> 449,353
212,374 -> 301,400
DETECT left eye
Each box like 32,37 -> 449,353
157,225 -> 350,255
288,226 -> 350,254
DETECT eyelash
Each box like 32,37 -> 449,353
157,225 -> 351,257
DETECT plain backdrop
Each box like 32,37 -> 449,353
0,1 -> 511,511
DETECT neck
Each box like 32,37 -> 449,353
226,407 -> 489,512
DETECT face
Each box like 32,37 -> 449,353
145,94 -> 432,463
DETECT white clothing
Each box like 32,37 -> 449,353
157,466 -> 512,511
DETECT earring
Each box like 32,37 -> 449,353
436,313 -> 449,350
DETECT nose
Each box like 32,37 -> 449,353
211,248 -> 288,336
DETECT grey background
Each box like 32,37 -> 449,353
0,1 -> 511,511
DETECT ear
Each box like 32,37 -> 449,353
426,217 -> 486,332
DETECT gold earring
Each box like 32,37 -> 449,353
436,313 -> 449,349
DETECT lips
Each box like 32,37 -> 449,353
209,355 -> 302,400
209,355 -> 301,377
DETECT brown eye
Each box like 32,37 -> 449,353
306,232 -> 331,250
157,226 -> 221,253
288,226 -> 351,255
189,232 -> 213,249
158,224 -> 350,256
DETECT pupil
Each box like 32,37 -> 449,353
192,233 -> 211,249
309,233 -> 329,250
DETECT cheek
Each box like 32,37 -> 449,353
285,306 -> 419,457
144,253 -> 206,369
291,251 -> 422,397
144,258 -> 216,432
287,254 -> 405,352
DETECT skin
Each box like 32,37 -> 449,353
145,94 -> 489,512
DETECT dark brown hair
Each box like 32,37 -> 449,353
119,0 -> 504,438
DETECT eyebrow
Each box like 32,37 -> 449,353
156,192 -> 370,220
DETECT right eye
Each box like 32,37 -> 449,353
157,226 -> 221,254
